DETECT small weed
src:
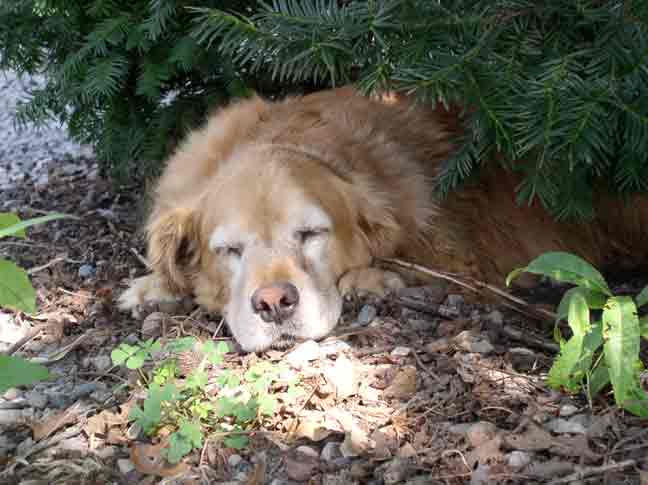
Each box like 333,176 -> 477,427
111,335 -> 304,463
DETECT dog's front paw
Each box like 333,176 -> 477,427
118,274 -> 183,317
338,267 -> 405,298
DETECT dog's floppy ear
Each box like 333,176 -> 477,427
355,194 -> 403,259
146,207 -> 201,295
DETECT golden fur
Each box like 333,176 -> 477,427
119,87 -> 648,351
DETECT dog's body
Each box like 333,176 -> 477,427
119,87 -> 648,351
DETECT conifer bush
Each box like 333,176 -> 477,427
0,0 -> 258,180
2,1 -> 647,220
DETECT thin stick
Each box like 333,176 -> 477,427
546,460 -> 636,484
27,257 -> 66,275
381,257 -> 557,321
413,349 -> 441,382
130,247 -> 151,269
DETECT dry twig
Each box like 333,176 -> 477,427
547,460 -> 636,484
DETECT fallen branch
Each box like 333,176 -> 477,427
546,459 -> 635,484
380,258 -> 557,322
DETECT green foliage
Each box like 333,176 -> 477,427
6,1 -> 645,217
509,251 -> 648,417
192,0 -> 648,221
0,212 -> 71,394
112,335 -> 302,462
0,212 -> 71,314
0,0 -> 258,180
111,338 -> 162,369
0,355 -> 50,394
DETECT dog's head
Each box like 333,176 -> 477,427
147,144 -> 400,351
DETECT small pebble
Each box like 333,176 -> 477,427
454,331 -> 494,355
321,442 -> 343,462
507,451 -> 532,469
320,340 -> 351,356
92,355 -> 112,372
70,382 -> 99,400
24,390 -> 48,409
78,264 -> 96,279
445,294 -> 464,307
357,305 -> 378,326
559,404 -> 579,417
117,458 -> 135,475
437,304 -> 460,318
545,418 -> 586,435
390,346 -> 411,357
142,312 -> 167,338
466,422 -> 498,447
2,388 -> 21,400
228,454 -> 243,467
486,310 -> 504,325
296,445 -> 319,459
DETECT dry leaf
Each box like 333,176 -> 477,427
397,442 -> 417,459
504,423 -> 554,451
246,452 -> 267,485
640,469 -> 648,485
85,401 -> 134,436
31,402 -> 84,441
290,411 -> 344,442
466,435 -> 504,469
130,442 -> 189,477
383,365 -> 417,399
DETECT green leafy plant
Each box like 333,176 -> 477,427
508,251 -> 648,417
0,354 -> 50,394
111,338 -> 162,370
0,212 -> 71,393
112,335 -> 302,463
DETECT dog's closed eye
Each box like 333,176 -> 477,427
296,227 -> 329,244
215,244 -> 244,258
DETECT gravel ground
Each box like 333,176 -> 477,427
0,68 -> 93,190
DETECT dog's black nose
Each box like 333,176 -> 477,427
251,282 -> 300,323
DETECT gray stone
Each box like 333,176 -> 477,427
78,264 -> 96,279
357,305 -> 378,326
24,390 -> 48,409
70,382 -> 99,400
507,451 -> 532,469
448,423 -> 473,436
390,346 -> 411,357
466,422 -> 498,447
117,458 -> 135,475
228,454 -> 243,467
445,294 -> 464,307
558,404 -> 579,417
455,331 -> 494,355
91,355 -> 112,372
545,418 -> 586,435
486,310 -> 504,325
321,442 -> 343,462
320,340 -> 351,355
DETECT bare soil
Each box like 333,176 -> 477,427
1,160 -> 647,485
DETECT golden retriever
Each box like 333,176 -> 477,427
119,87 -> 648,351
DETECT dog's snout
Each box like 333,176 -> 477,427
251,282 -> 300,323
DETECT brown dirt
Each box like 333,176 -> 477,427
1,160 -> 647,485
